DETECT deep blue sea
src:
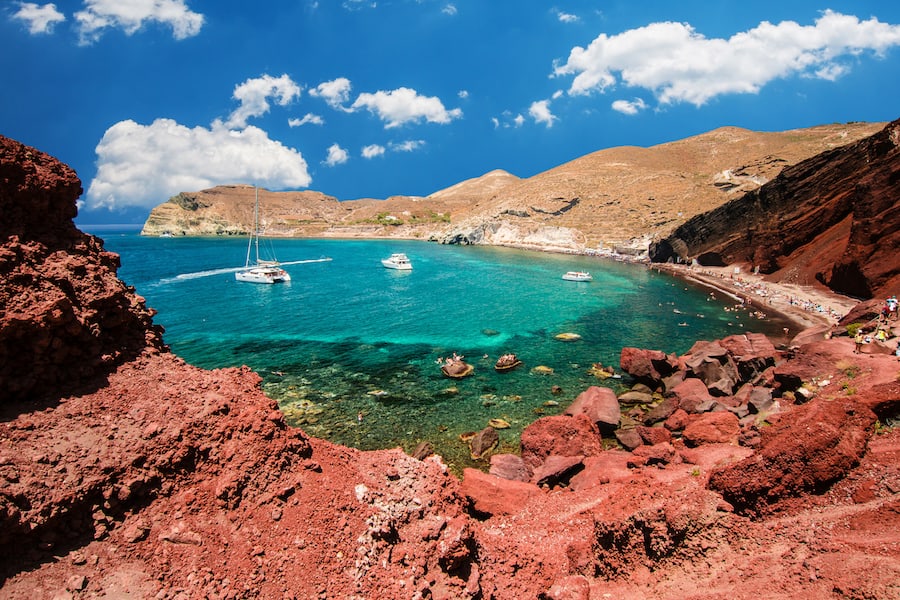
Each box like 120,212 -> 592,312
91,228 -> 790,472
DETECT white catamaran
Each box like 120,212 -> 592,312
235,188 -> 291,284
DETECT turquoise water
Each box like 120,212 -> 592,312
96,232 -> 790,472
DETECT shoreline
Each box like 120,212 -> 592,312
647,262 -> 857,333
124,228 -> 864,337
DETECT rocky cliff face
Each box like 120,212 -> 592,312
0,136 -> 164,402
3,135 -> 900,599
650,119 -> 900,299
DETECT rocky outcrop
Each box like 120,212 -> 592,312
0,136 -> 164,403
650,118 -> 900,299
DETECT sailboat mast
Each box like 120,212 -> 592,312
253,187 -> 260,264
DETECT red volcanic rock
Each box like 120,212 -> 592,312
708,397 -> 876,515
459,468 -> 540,517
520,414 -> 603,469
637,425 -> 672,446
0,135 -> 81,241
670,377 -> 715,413
682,411 -> 741,446
563,385 -> 621,433
683,341 -> 740,396
718,332 -> 780,382
531,455 -> 585,488
652,119 -> 900,299
1,136 -> 164,402
631,442 -> 678,467
489,453 -> 531,482
618,347 -> 678,385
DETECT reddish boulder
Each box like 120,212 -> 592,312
564,385 -> 621,433
669,377 -> 715,413
719,333 -> 780,383
459,469 -> 540,517
520,414 -> 602,469
682,412 -> 741,446
644,396 -> 678,424
569,451 -> 634,491
664,408 -> 692,432
531,455 -> 585,488
684,341 -> 740,396
632,442 -> 677,467
708,397 -> 876,515
489,453 -> 531,482
619,347 -> 678,385
614,427 -> 643,451
637,425 -> 672,446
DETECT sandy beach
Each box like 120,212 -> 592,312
650,262 -> 860,333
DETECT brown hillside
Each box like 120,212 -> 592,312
141,122 -> 884,248
443,123 -> 886,249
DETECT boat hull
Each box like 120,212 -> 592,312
382,253 -> 413,270
562,271 -> 592,282
235,267 -> 290,284
381,260 -> 412,270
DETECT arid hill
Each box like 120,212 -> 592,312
650,118 -> 900,300
4,135 -> 900,598
142,122 -> 884,253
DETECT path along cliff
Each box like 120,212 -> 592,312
2,135 -> 900,599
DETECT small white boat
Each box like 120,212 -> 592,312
562,271 -> 592,282
236,188 -> 291,284
382,253 -> 413,270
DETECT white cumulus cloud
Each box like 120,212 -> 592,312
86,119 -> 311,210
310,77 -> 353,110
225,74 -> 302,129
351,87 -> 463,129
553,10 -> 900,107
288,113 -> 324,127
611,97 -> 647,115
556,10 -> 579,24
12,2 -> 65,34
529,100 -> 557,127
361,144 -> 385,159
389,140 -> 425,152
74,0 -> 204,45
324,143 -> 349,166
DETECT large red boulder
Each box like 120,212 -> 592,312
682,411 -> 741,446
708,397 -> 876,515
520,414 -> 602,470
459,468 -> 540,517
564,385 -> 621,433
669,377 -> 715,413
619,347 -> 679,386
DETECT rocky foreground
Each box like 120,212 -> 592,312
3,135 -> 900,599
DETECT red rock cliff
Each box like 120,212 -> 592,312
650,119 -> 900,299
1,136 -> 164,402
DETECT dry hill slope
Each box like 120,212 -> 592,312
142,122 -> 884,252
441,123 -> 886,251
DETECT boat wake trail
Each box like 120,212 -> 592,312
160,257 -> 332,283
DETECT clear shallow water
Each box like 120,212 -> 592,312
95,232 -> 790,472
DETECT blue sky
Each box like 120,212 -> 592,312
3,1 -> 900,226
